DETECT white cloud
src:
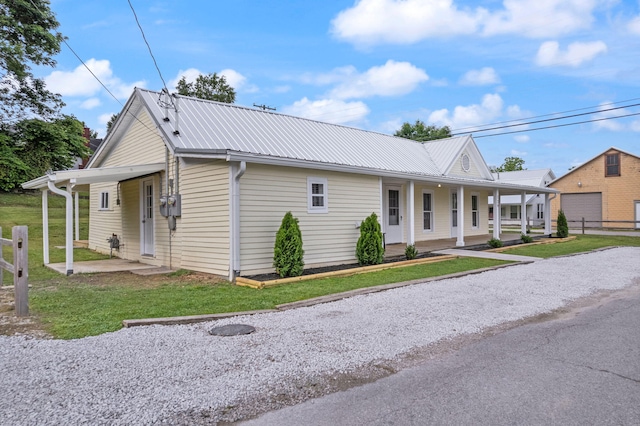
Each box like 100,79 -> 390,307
459,67 -> 500,86
514,135 -> 530,143
330,60 -> 428,99
535,40 -> 607,67
330,0 -> 482,45
280,97 -> 370,125
331,0 -> 598,46
170,68 -> 203,89
510,149 -> 528,156
80,98 -> 101,109
428,93 -> 508,129
628,16 -> 640,35
44,59 -> 145,99
592,101 -> 627,131
98,113 -> 115,126
630,120 -> 640,132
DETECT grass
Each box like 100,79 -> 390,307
2,191 -> 639,340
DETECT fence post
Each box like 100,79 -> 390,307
581,217 -> 585,235
0,226 -> 3,287
13,226 -> 28,317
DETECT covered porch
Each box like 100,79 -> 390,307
383,233 -> 524,258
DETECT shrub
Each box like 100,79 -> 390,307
356,212 -> 384,265
557,209 -> 569,238
521,233 -> 533,243
273,211 -> 304,278
405,244 -> 418,260
487,238 -> 503,248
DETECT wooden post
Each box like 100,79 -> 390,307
13,226 -> 28,317
582,217 -> 585,235
0,226 -> 3,287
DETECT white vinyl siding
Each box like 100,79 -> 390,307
239,164 -> 380,275
88,182 -> 122,255
101,110 -> 166,167
448,149 -> 485,179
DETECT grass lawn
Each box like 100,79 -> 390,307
2,192 -> 639,340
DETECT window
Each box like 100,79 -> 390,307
510,205 -> 518,219
99,191 -> 109,210
388,189 -> 399,226
537,204 -> 544,220
489,206 -> 494,220
471,194 -> 479,228
451,192 -> 458,227
605,153 -> 620,177
423,192 -> 433,231
307,177 -> 328,213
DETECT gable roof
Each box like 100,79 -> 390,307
548,146 -> 640,185
492,169 -> 556,187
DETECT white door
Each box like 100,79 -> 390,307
141,180 -> 155,255
385,187 -> 403,244
635,201 -> 640,229
450,190 -> 458,237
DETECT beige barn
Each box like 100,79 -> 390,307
549,147 -> 640,229
24,88 -> 557,280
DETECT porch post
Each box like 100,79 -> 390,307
493,189 -> 500,240
544,193 -> 551,235
42,189 -> 49,265
456,185 -> 465,246
407,180 -> 415,245
74,191 -> 80,241
520,192 -> 527,234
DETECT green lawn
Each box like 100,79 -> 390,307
2,191 -> 639,340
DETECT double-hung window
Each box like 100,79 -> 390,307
307,177 -> 328,213
537,204 -> 544,219
605,153 -> 620,177
423,191 -> 433,231
471,194 -> 479,228
99,191 -> 110,210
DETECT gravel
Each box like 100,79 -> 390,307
1,247 -> 639,425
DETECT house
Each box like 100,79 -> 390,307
488,169 -> 556,228
23,88 -> 557,279
549,147 -> 640,229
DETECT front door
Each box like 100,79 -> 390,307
385,187 -> 403,244
141,180 -> 155,255
451,190 -> 458,237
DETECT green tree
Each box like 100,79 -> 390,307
0,0 -> 65,122
0,115 -> 90,190
356,213 -> 384,266
273,212 -> 304,278
176,73 -> 236,103
556,210 -> 569,238
394,120 -> 451,142
493,156 -> 526,172
106,113 -> 119,134
0,133 -> 29,191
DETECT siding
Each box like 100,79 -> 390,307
550,150 -> 640,228
239,164 -> 380,275
448,149 -> 485,179
101,110 -> 166,167
179,159 -> 230,276
88,182 -> 122,255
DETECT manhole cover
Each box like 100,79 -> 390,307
209,324 -> 256,336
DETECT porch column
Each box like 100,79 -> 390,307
407,180 -> 415,245
493,189 -> 500,240
520,192 -> 527,234
42,189 -> 49,265
456,185 -> 465,246
74,191 -> 80,241
544,193 -> 551,235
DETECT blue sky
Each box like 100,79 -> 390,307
41,0 -> 640,176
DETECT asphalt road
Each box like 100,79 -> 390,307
242,283 -> 640,425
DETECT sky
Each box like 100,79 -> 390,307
38,0 -> 640,177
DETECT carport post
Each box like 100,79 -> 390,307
520,192 -> 527,235
493,189 -> 500,240
42,189 -> 49,265
544,193 -> 551,235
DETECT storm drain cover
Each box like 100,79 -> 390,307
209,324 -> 256,336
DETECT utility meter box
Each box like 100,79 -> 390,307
159,196 -> 169,217
168,194 -> 182,217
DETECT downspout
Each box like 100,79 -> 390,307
230,161 -> 246,282
47,180 -> 74,275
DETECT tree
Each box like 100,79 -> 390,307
0,0 -> 65,122
273,212 -> 304,278
394,120 -> 451,142
106,113 -> 119,134
493,156 -> 526,172
356,213 -> 384,266
176,73 -> 236,103
0,115 -> 90,191
556,210 -> 569,238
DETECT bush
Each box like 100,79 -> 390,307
273,211 -> 304,278
356,212 -> 384,265
521,233 -> 533,243
487,238 -> 503,248
405,244 -> 418,260
557,209 -> 569,238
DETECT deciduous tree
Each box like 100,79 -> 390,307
176,73 -> 236,103
394,120 -> 451,142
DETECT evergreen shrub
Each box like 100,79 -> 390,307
556,210 -> 569,238
273,211 -> 304,278
356,212 -> 384,265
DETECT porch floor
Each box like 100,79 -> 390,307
46,259 -> 175,275
384,233 -> 524,258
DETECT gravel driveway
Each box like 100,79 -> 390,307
1,247 -> 639,425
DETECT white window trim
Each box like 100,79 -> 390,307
307,177 -> 328,214
99,191 -> 110,211
471,192 -> 479,229
422,190 -> 434,233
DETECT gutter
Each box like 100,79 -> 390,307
47,180 -> 74,275
229,161 -> 246,282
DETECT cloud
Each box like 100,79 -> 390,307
44,59 -> 145,99
280,97 -> 370,125
427,93 -> 509,129
459,67 -> 500,86
510,149 -> 528,156
535,40 -> 607,67
592,101 -> 627,131
514,135 -> 530,143
170,68 -> 203,89
331,0 -> 598,46
80,98 -> 101,109
330,60 -> 428,99
170,68 -> 256,93
98,113 -> 115,126
628,16 -> 640,35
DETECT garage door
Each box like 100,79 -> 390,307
561,193 -> 602,227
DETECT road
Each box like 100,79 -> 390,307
243,284 -> 640,425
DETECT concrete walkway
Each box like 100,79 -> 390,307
432,249 -> 541,262
46,259 -> 173,275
